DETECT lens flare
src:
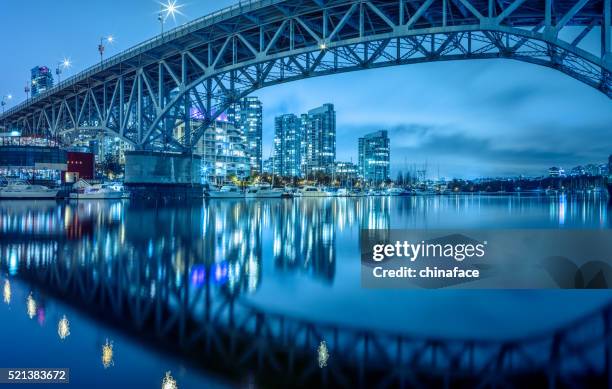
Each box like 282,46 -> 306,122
160,0 -> 184,22
3,280 -> 10,304
102,339 -> 114,368
58,315 -> 70,340
26,293 -> 36,319
161,371 -> 178,389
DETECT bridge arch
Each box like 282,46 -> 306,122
0,0 -> 610,149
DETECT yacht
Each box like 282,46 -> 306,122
207,185 -> 244,198
325,187 -> 339,197
245,184 -> 283,198
70,183 -> 124,200
0,182 -> 59,199
299,186 -> 328,197
386,187 -> 407,196
336,188 -> 350,197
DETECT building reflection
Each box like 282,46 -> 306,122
272,200 -> 336,281
0,198 -> 343,309
200,199 -> 263,295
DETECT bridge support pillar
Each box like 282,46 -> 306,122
124,151 -> 202,201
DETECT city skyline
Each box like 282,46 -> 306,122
1,0 -> 611,179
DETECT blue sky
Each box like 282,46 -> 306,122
1,0 -> 611,179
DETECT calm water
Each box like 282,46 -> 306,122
1,195 -> 611,387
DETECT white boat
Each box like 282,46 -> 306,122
70,183 -> 124,199
336,188 -> 350,197
299,186 -> 329,197
245,184 -> 283,198
207,185 -> 244,198
386,187 -> 407,196
0,182 -> 59,199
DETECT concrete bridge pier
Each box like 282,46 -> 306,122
124,151 -> 203,201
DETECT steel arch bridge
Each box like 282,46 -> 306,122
0,0 -> 610,151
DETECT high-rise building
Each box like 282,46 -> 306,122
31,66 -> 54,97
303,104 -> 336,176
262,157 -> 274,174
229,97 -> 262,175
274,114 -> 302,177
358,130 -> 390,184
196,119 -> 249,183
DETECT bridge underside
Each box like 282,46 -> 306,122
1,0 -> 610,151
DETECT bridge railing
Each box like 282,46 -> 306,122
0,0 -> 283,120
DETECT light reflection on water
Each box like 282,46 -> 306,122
0,196 -> 611,337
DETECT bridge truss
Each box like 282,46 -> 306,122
0,0 -> 610,151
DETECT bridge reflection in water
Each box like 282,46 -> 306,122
0,198 -> 611,387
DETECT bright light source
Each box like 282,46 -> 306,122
107,35 -> 114,43
6,94 -> 12,100
160,0 -> 184,22
319,42 -> 327,50
10,131 -> 20,137
62,58 -> 71,68
162,371 -> 178,389
102,339 -> 114,368
57,315 -> 71,340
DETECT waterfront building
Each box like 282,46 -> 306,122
31,66 -> 54,97
303,104 -> 336,177
274,114 -> 302,177
96,136 -> 133,166
195,119 -> 249,184
0,144 -> 66,183
570,166 -> 586,176
548,166 -> 566,177
334,161 -> 358,181
229,97 -> 263,175
583,164 -> 603,176
262,158 -> 274,174
65,151 -> 95,182
358,130 -> 390,185
598,163 -> 608,177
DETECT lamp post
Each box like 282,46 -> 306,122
158,1 -> 182,35
158,5 -> 164,35
1,94 -> 12,115
98,35 -> 114,63
24,85 -> 30,101
55,58 -> 71,84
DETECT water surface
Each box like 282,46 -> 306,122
1,194 -> 611,386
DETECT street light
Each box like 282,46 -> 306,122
55,58 -> 71,83
24,84 -> 30,101
1,94 -> 12,115
158,0 -> 183,35
98,35 -> 114,63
